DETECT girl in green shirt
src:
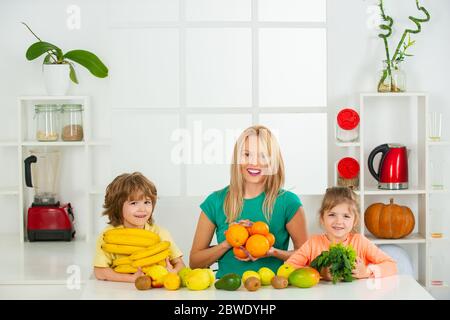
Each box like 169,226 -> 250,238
189,125 -> 308,278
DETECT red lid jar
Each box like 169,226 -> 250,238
337,157 -> 360,189
336,108 -> 360,142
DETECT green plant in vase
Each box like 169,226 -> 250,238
377,0 -> 430,93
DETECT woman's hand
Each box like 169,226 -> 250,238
352,257 -> 371,279
233,246 -> 274,262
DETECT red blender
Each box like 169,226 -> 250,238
24,149 -> 75,241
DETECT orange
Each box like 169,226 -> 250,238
233,247 -> 248,259
246,226 -> 253,235
245,234 -> 270,258
265,233 -> 275,247
225,224 -> 249,247
250,221 -> 270,236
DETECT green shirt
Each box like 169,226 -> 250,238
200,186 -> 302,279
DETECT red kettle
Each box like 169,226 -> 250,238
368,143 -> 408,190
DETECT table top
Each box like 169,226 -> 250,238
0,275 -> 427,300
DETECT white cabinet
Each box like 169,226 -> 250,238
0,96 -> 111,242
334,92 -> 450,288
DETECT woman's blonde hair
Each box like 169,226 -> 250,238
319,187 -> 360,232
103,172 -> 158,226
224,125 -> 285,223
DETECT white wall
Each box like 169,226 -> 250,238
0,1 -> 449,275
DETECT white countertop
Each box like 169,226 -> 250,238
0,275 -> 433,300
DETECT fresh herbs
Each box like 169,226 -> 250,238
310,243 -> 357,284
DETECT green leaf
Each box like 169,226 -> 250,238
63,50 -> 108,78
68,63 -> 79,84
26,41 -> 62,61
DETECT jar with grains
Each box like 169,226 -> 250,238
61,104 -> 84,141
35,104 -> 60,141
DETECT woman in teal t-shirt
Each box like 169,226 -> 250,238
189,125 -> 308,279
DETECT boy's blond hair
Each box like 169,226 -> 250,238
103,172 -> 157,226
319,187 -> 360,232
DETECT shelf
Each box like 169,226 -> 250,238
363,186 -> 426,195
18,95 -> 88,101
429,189 -> 450,194
360,92 -> 427,97
0,188 -> 19,196
427,140 -> 450,146
366,233 -> 426,244
21,141 -> 86,147
335,141 -> 360,147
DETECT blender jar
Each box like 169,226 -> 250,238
61,104 -> 84,141
35,104 -> 60,141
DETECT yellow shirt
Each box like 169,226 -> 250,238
93,223 -> 183,268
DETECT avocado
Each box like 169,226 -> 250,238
214,273 -> 241,291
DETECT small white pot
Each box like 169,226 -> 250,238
43,64 -> 71,96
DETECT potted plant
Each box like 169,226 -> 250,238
22,22 -> 108,95
377,0 -> 430,92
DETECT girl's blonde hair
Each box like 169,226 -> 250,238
224,125 -> 285,223
103,172 -> 158,226
319,187 -> 360,232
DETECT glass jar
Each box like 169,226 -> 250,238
377,61 -> 392,93
34,104 -> 60,141
391,63 -> 406,92
336,108 -> 360,142
337,157 -> 360,190
61,104 -> 84,141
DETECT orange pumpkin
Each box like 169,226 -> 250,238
364,198 -> 415,239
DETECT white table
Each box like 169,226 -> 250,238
0,275 -> 433,300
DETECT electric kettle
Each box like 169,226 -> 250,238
368,143 -> 409,190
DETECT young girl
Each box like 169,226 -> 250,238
93,172 -> 185,282
286,187 -> 397,279
189,125 -> 308,278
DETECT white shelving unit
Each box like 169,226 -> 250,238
335,92 -> 438,287
2,96 -> 111,243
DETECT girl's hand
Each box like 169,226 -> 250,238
229,219 -> 253,228
165,257 -> 176,273
320,267 -> 332,281
352,257 -> 371,279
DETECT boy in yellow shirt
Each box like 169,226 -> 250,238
93,172 -> 185,282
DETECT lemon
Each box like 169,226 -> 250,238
276,264 -> 296,281
185,269 -> 211,291
206,268 -> 215,287
242,270 -> 261,284
258,267 -> 275,286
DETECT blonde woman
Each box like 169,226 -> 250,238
189,125 -> 308,278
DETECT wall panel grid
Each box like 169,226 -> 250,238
108,0 -> 328,200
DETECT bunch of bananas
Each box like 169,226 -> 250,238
101,228 -> 171,274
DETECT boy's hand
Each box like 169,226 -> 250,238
165,257 -> 176,273
352,257 -> 370,279
132,267 -> 145,281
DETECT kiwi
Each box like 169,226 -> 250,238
244,277 -> 261,292
135,275 -> 152,290
271,276 -> 288,289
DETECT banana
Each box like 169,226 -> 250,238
114,264 -> 138,274
103,234 -> 159,247
141,259 -> 167,273
112,256 -> 132,267
104,228 -> 160,242
132,249 -> 171,268
129,241 -> 171,261
101,243 -> 144,255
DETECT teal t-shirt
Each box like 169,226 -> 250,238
200,186 -> 302,279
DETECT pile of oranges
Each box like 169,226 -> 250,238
225,221 -> 275,259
